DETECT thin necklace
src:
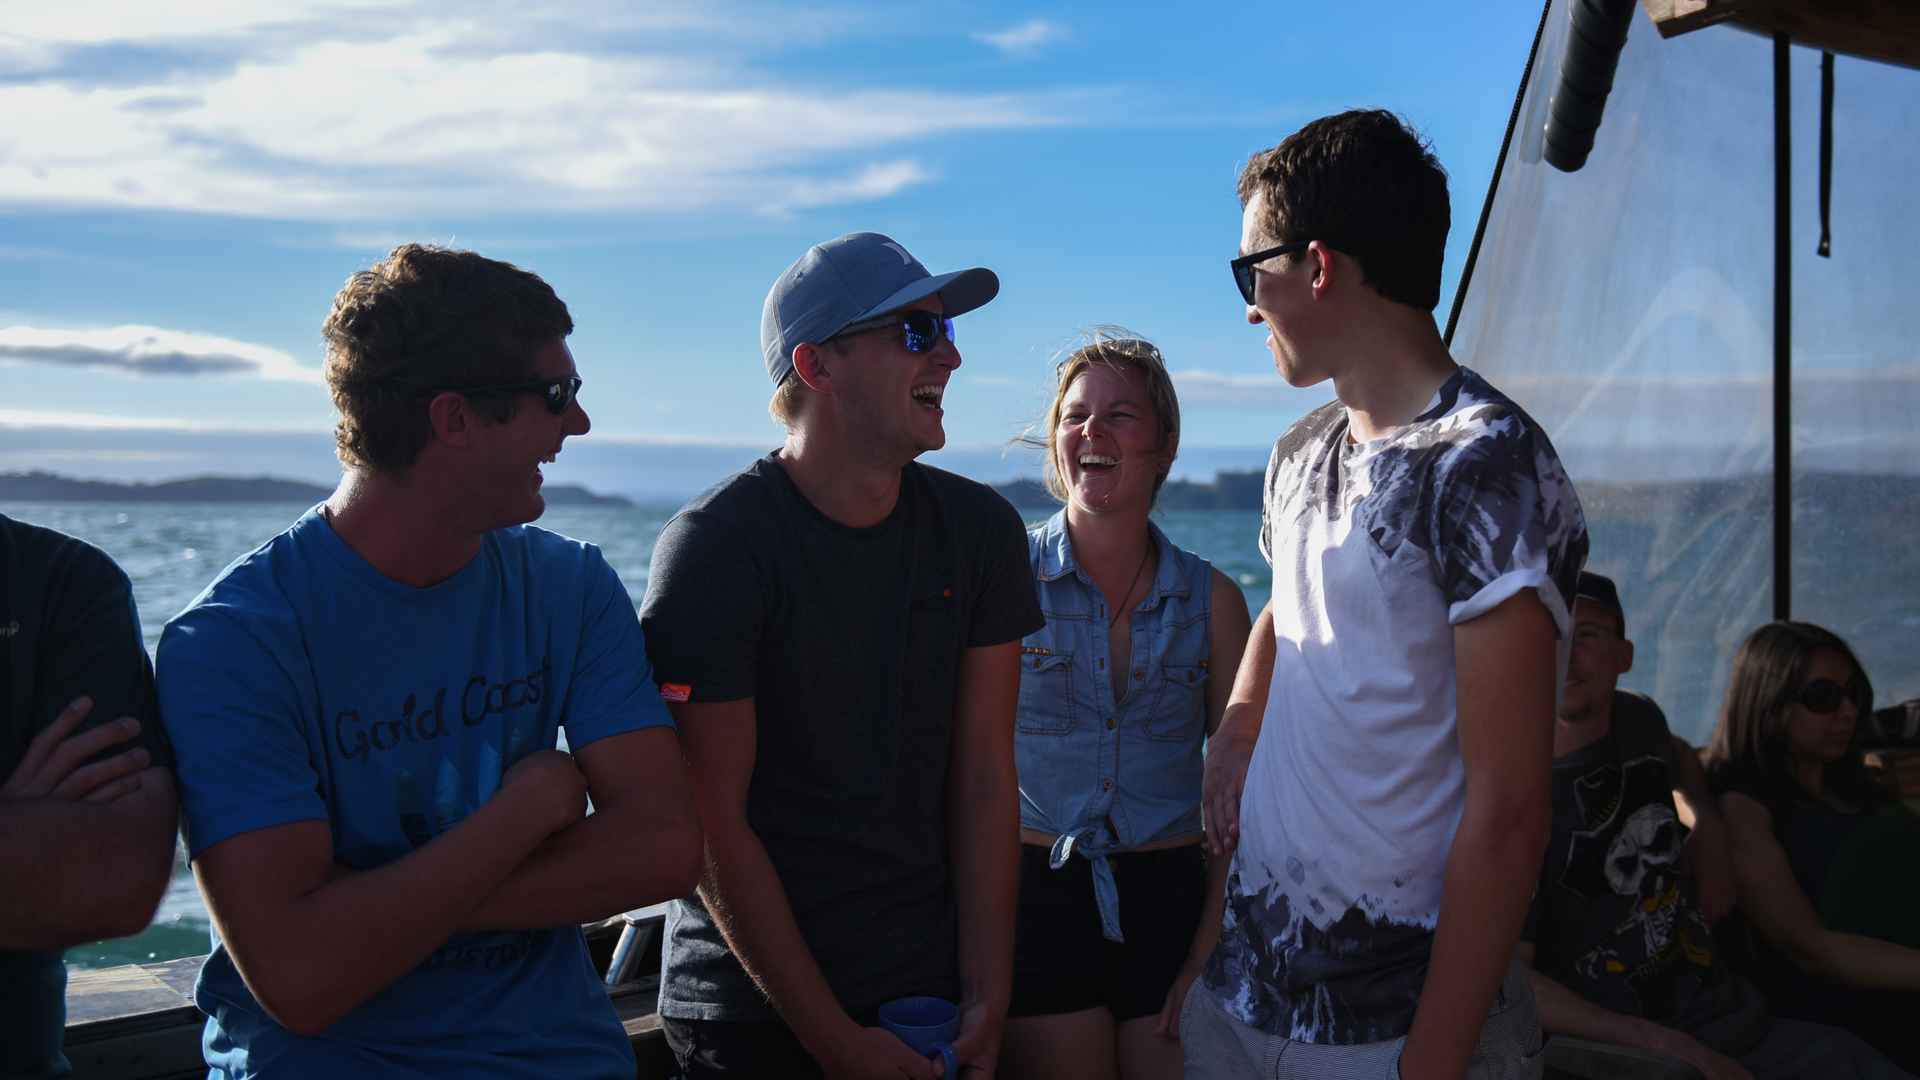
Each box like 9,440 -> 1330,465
1108,544 -> 1153,628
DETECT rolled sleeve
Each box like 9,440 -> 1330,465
1431,414 -> 1586,635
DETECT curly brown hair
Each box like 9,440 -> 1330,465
323,244 -> 573,473
1237,109 -> 1450,311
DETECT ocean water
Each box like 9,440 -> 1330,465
7,500 -> 1267,971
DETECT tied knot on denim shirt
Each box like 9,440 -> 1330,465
1048,826 -> 1130,943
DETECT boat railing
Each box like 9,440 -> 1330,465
63,905 -> 678,1080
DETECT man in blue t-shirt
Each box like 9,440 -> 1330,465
156,244 -> 701,1079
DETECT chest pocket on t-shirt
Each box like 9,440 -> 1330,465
1147,662 -> 1208,742
1016,651 -> 1075,735
895,580 -> 963,777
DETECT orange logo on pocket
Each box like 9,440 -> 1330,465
660,683 -> 692,703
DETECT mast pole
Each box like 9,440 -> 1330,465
1773,33 -> 1793,621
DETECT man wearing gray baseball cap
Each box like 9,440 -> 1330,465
641,232 -> 1043,1079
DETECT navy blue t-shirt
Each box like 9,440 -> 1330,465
1,513 -> 169,1080
641,454 -> 1042,1022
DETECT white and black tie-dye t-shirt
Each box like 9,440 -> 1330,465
1204,365 -> 1587,1044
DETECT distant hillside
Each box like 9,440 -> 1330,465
0,471 -> 632,507
995,470 -> 1265,511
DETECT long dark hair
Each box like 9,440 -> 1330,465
1704,620 -> 1879,819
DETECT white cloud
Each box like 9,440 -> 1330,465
1172,368 -> 1334,411
0,325 -> 323,384
0,407 -> 314,432
972,19 -> 1069,56
0,6 -> 1075,221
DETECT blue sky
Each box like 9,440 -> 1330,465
1,2 -> 1553,497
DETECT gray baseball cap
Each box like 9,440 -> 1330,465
760,232 -> 999,385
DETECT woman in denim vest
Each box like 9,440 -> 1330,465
998,331 -> 1252,1080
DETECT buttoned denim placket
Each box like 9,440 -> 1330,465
1046,548 -> 1128,942
1044,524 -> 1181,945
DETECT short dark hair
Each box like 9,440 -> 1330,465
323,244 -> 573,473
1237,109 -> 1450,310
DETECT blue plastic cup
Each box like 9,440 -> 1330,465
878,995 -> 959,1076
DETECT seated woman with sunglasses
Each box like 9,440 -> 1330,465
1703,620 -> 1920,1071
996,331 -> 1251,1080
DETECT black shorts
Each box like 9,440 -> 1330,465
1007,842 -> 1207,1022
663,1015 -> 825,1079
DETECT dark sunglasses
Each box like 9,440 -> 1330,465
434,375 -> 583,416
830,309 -> 955,354
1230,240 -> 1311,305
1796,677 -> 1863,715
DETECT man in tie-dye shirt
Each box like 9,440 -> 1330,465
1184,110 -> 1588,1080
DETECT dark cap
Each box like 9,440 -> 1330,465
1575,571 -> 1625,634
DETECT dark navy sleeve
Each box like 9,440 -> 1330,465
964,491 -> 1043,648
639,509 -> 763,704
38,542 -> 168,768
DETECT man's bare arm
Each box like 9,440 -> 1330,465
671,697 -> 935,1080
1204,598 -> 1273,857
191,750 -> 585,1036
0,697 -> 179,950
1400,591 -> 1557,1080
1172,571 -> 1254,996
1518,943 -> 1750,1080
1721,793 -> 1920,989
1667,736 -> 1736,922
0,769 -> 177,950
946,641 -> 1022,1073
460,726 -> 700,930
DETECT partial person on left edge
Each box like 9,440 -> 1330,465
1,513 -> 178,1080
154,244 -> 701,1079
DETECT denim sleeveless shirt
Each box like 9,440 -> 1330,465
1016,510 -> 1213,942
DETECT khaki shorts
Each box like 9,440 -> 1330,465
1180,961 -> 1546,1080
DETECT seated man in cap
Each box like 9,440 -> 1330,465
1521,571 -> 1907,1079
641,232 -> 1043,1079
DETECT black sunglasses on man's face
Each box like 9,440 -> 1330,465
433,375 -> 583,416
1230,241 -> 1311,305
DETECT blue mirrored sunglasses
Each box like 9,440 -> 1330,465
829,309 -> 955,354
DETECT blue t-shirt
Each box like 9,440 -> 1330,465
156,507 -> 671,1079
